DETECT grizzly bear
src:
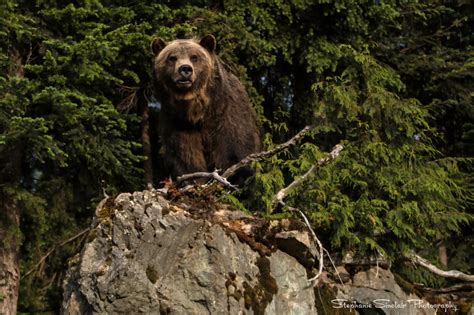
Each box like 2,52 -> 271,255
151,35 -> 261,181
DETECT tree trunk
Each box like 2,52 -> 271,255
0,194 -> 21,315
0,145 -> 23,315
0,49 -> 24,315
138,94 -> 153,188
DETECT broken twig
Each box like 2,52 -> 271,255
272,143 -> 344,211
176,170 -> 237,189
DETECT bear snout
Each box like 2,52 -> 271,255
178,64 -> 193,78
172,64 -> 195,90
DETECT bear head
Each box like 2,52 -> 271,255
151,35 -> 217,125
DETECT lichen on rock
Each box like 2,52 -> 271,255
61,188 -> 317,314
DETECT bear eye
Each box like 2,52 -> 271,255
190,55 -> 199,62
168,55 -> 177,62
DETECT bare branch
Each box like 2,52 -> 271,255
176,170 -> 237,189
23,228 -> 91,278
222,125 -> 313,178
411,253 -> 474,282
268,143 -> 344,285
272,143 -> 344,211
288,206 -> 324,285
117,85 -> 140,113
174,126 -> 313,188
323,247 -> 346,288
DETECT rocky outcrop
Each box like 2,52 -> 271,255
61,188 -> 316,314
62,188 -> 443,314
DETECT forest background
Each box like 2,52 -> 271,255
0,0 -> 472,312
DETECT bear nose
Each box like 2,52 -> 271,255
178,65 -> 193,77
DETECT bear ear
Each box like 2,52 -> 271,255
199,35 -> 216,53
151,38 -> 167,55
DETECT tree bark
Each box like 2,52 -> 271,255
0,141 -> 22,315
0,49 -> 24,315
0,194 -> 21,315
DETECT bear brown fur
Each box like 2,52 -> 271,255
151,35 -> 261,180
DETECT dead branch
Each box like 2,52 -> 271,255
176,170 -> 237,189
411,253 -> 474,282
266,143 -> 344,284
23,228 -> 91,278
117,85 -> 140,113
415,283 -> 474,294
222,125 -> 313,178
323,247 -> 346,287
272,143 -> 344,211
287,206 -> 324,285
174,125 -> 313,188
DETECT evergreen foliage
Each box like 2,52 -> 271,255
0,0 -> 472,311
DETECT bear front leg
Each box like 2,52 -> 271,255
162,130 -> 207,177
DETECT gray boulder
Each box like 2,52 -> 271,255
62,188 -> 441,315
61,189 -> 316,314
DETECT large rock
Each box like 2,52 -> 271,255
61,189 -> 317,314
62,188 -> 443,314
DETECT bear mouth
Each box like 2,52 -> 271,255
175,79 -> 193,89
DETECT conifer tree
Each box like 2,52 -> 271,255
1,0 -> 146,311
0,0 -> 471,312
